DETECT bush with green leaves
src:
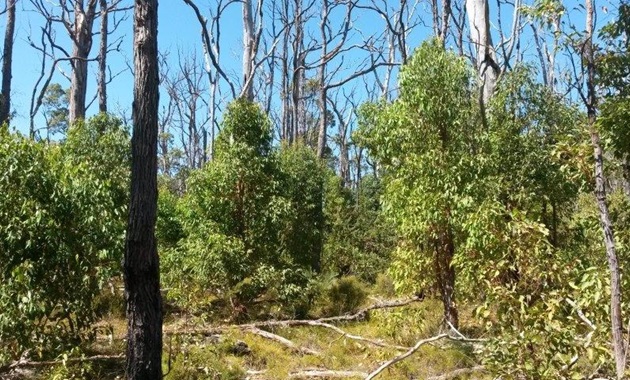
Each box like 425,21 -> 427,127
322,174 -> 396,282
0,115 -> 129,364
160,100 -> 328,318
357,39 -> 616,377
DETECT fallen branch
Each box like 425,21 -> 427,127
246,327 -> 320,356
0,354 -> 123,374
425,365 -> 486,380
289,369 -> 369,378
164,295 -> 424,337
364,331 -> 484,380
300,321 -> 408,351
364,334 -> 450,380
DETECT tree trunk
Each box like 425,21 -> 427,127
316,0 -> 328,159
124,0 -> 162,378
292,0 -> 304,142
0,0 -> 16,126
97,0 -> 108,113
69,0 -> 97,125
465,0 -> 498,105
241,0 -> 255,100
585,1 -> 626,377
433,223 -> 458,329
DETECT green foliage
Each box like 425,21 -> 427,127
322,174 -> 395,282
314,276 -> 368,317
159,101 -> 328,318
42,83 -> 69,135
356,39 -> 477,298
0,115 -> 129,364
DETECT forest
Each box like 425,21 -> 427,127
1,0 -> 630,379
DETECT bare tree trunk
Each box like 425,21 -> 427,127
316,0 -> 328,159
97,0 -> 108,113
465,0 -> 498,105
69,0 -> 97,124
584,1 -> 626,377
124,0 -> 162,378
242,0 -> 255,100
0,0 -> 16,126
291,0 -> 304,143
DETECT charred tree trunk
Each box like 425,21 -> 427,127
584,1 -> 626,377
97,0 -> 108,113
433,223 -> 458,329
0,0 -> 16,126
124,0 -> 163,378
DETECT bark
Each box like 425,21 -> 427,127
433,223 -> 458,329
97,0 -> 108,113
0,0 -> 16,125
241,0 -> 255,100
69,0 -> 98,124
316,0 -> 328,159
291,0 -> 304,143
124,0 -> 162,378
465,0 -> 498,105
585,1 -> 626,377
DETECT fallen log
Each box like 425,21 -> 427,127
0,354 -> 124,375
246,327 -> 320,355
289,369 -> 369,378
425,365 -> 486,380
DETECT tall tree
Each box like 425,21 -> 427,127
584,0 -> 626,377
0,0 -> 16,125
124,0 -> 162,378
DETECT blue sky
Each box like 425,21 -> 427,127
2,0 -> 621,137
8,0 -> 247,134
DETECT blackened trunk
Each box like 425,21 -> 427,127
434,224 -> 458,328
0,0 -> 16,125
98,0 -> 108,113
124,0 -> 162,378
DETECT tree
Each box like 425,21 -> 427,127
0,0 -> 16,125
67,0 -> 98,124
584,0 -> 626,377
0,116 -> 129,367
124,0 -> 162,378
357,40 -> 476,328
42,83 -> 69,136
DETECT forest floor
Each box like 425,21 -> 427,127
39,297 -> 490,380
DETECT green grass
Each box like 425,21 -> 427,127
33,298 -> 489,380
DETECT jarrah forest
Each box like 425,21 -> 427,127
1,0 -> 630,379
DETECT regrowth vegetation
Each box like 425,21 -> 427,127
3,2 -> 630,380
